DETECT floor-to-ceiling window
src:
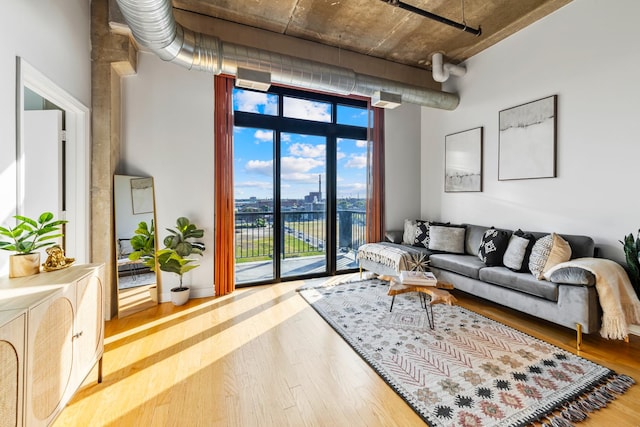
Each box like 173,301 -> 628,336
233,86 -> 370,284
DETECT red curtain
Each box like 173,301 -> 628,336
214,75 -> 235,296
366,107 -> 385,243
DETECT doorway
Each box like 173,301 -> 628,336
233,87 -> 370,284
16,57 -> 90,264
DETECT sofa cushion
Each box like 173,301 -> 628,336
414,220 -> 430,247
479,267 -> 559,301
385,230 -> 404,244
464,224 -> 489,256
403,219 -> 429,247
545,266 -> 596,286
429,254 -> 485,280
526,231 -> 595,259
528,233 -> 572,279
478,227 -> 511,266
503,229 -> 536,272
429,224 -> 466,254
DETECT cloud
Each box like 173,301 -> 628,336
245,159 -> 273,176
289,143 -> 325,158
284,97 -> 331,122
338,182 -> 366,192
235,180 -> 272,189
356,140 -> 368,148
337,152 -> 346,160
234,90 -> 277,115
253,129 -> 273,142
244,156 -> 324,179
345,154 -> 367,169
281,156 -> 324,174
281,172 -> 318,182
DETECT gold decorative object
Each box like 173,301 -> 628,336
42,245 -> 75,272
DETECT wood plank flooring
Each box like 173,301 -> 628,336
54,274 -> 640,426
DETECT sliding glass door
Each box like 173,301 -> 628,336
233,86 -> 370,285
280,132 -> 327,278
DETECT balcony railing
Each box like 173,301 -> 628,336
235,210 -> 366,262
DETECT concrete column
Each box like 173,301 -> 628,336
91,0 -> 137,319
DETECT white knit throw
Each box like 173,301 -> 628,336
545,257 -> 640,340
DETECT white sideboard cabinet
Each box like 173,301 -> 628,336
0,264 -> 104,427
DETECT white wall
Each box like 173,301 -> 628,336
0,0 -> 90,274
421,0 -> 640,262
122,52 -> 215,301
384,103 -> 422,231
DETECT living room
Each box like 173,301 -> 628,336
1,0 -> 639,425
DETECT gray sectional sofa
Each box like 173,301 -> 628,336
358,223 -> 601,344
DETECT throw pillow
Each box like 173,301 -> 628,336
413,220 -> 430,248
402,219 -> 419,245
428,224 -> 466,254
385,230 -> 403,244
545,266 -> 596,286
478,227 -> 511,266
528,233 -> 572,280
503,229 -> 536,272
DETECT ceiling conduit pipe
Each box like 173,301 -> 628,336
431,52 -> 467,83
115,0 -> 460,110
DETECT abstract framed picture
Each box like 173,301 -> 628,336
498,95 -> 557,180
130,177 -> 154,214
445,127 -> 483,192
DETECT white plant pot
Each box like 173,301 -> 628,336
170,287 -> 190,306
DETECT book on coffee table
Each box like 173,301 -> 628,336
399,270 -> 437,286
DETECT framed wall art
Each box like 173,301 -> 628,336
130,177 -> 154,214
498,95 -> 557,180
445,127 -> 483,192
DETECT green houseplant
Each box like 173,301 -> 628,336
156,217 -> 205,306
620,230 -> 640,298
128,220 -> 156,268
0,212 -> 68,277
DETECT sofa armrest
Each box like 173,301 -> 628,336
385,230 -> 404,244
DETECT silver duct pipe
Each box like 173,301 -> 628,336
115,0 -> 459,110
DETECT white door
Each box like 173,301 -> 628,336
22,110 -> 64,257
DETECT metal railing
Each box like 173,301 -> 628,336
235,210 -> 366,262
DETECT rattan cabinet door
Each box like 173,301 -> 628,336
25,288 -> 74,427
0,312 -> 26,427
71,267 -> 104,390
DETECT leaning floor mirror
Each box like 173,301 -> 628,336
114,174 -> 160,317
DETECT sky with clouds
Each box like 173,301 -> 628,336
233,89 -> 369,200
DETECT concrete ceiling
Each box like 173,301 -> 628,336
172,0 -> 572,69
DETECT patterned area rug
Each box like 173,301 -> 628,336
297,278 -> 634,426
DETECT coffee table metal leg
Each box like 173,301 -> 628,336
389,295 -> 396,312
425,302 -> 435,329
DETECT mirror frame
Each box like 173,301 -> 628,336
114,174 -> 161,317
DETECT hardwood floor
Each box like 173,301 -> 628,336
55,274 -> 640,426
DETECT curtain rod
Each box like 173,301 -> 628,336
383,0 -> 482,36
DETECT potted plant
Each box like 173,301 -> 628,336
157,217 -> 205,306
620,230 -> 640,298
0,212 -> 68,278
128,220 -> 157,300
128,220 -> 156,266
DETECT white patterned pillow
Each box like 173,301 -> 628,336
529,233 -> 572,280
402,219 -> 419,245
